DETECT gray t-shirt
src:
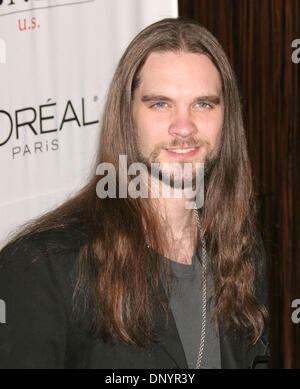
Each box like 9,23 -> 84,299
163,249 -> 221,369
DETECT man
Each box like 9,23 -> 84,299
0,18 -> 269,369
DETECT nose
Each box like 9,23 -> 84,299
168,107 -> 198,139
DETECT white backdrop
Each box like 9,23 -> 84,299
0,0 -> 178,246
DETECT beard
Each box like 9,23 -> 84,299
135,137 -> 219,190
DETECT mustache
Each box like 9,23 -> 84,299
149,137 -> 209,161
157,137 -> 208,149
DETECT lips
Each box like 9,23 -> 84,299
167,147 -> 197,154
164,146 -> 201,159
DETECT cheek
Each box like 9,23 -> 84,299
136,111 -> 167,143
200,113 -> 223,143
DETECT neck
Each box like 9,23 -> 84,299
156,197 -> 196,235
150,181 -> 198,265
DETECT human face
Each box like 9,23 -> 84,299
132,51 -> 224,184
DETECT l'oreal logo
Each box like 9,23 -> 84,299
0,0 -> 92,17
0,0 -> 17,6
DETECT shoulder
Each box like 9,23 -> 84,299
0,224 -> 88,314
0,225 -> 89,368
0,224 -> 87,267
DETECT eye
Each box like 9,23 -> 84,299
152,102 -> 168,109
196,102 -> 212,109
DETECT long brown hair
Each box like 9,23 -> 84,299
1,18 -> 268,346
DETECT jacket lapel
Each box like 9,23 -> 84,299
219,326 -> 246,368
219,325 -> 270,369
152,282 -> 188,369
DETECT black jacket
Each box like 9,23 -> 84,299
0,226 -> 270,369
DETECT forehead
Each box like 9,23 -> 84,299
136,51 -> 222,96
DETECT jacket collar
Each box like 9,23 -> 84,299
153,281 -> 264,369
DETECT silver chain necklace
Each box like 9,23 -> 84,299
194,207 -> 207,369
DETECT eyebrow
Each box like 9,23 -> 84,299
141,94 -> 221,105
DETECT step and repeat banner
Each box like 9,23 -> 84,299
0,0 -> 178,246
